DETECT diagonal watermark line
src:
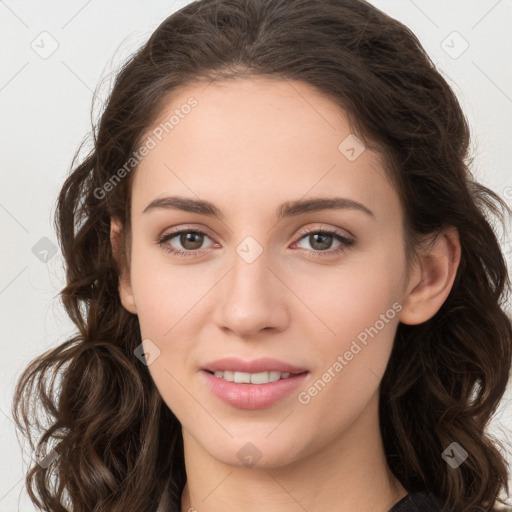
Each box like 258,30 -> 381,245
471,60 -> 512,105
0,62 -> 29,92
61,60 -> 102,104
0,407 -> 15,426
299,164 -> 336,199
368,161 -> 390,187
284,79 -> 337,131
0,203 -> 29,233
407,0 -> 439,29
265,471 -> 310,512
471,0 -> 503,30
164,267 -> 234,336
265,266 -> 336,335
61,0 -> 93,29
265,408 -> 295,438
368,367 -> 380,381
0,475 -> 24,504
0,266 -> 28,295
163,163 -> 233,234
0,0 -> 29,28
163,163 -> 200,199
162,367 -> 233,438
266,163 -> 336,235
201,471 -> 233,502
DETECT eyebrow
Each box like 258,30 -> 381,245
142,195 -> 375,220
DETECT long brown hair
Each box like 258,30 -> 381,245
12,0 -> 512,510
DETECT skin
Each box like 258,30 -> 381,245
110,77 -> 461,512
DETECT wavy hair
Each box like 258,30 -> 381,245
12,0 -> 512,511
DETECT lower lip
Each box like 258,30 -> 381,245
201,370 -> 309,410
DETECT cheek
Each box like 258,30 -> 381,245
128,246 -> 214,407
288,243 -> 404,346
129,243 -> 213,338
293,264 -> 401,438
287,242 -> 404,406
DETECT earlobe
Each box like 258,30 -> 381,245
110,218 -> 137,315
399,227 -> 461,325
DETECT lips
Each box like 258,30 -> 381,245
200,357 -> 309,409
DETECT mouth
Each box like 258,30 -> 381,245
200,357 -> 309,409
201,368 -> 309,410
204,369 -> 306,384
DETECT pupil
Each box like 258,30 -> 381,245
181,232 -> 203,250
311,233 -> 331,250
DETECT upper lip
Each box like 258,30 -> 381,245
202,357 -> 308,374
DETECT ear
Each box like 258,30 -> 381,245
110,217 -> 137,314
399,227 -> 461,325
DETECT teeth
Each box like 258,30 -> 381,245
212,370 -> 293,384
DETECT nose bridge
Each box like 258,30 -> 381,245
231,241 -> 270,297
227,239 -> 274,308
227,227 -> 273,292
213,235 -> 288,336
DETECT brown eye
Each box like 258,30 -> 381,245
307,232 -> 334,251
178,231 -> 205,250
294,228 -> 355,257
157,229 -> 216,256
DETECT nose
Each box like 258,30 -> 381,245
213,247 -> 290,338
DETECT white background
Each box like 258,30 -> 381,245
1,1 -> 511,510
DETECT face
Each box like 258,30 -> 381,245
116,77 -> 411,468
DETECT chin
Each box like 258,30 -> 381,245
202,434 -> 306,470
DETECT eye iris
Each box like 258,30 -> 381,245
310,233 -> 332,251
180,232 -> 204,250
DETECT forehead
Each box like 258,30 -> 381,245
131,77 -> 400,225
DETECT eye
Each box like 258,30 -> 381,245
155,226 -> 355,259
293,228 -> 355,257
156,228 -> 218,257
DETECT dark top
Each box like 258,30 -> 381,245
389,491 -> 441,511
157,489 -> 442,511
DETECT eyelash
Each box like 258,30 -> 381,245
155,227 -> 355,259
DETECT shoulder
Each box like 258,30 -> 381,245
389,491 -> 442,512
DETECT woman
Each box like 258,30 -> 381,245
13,0 -> 512,511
